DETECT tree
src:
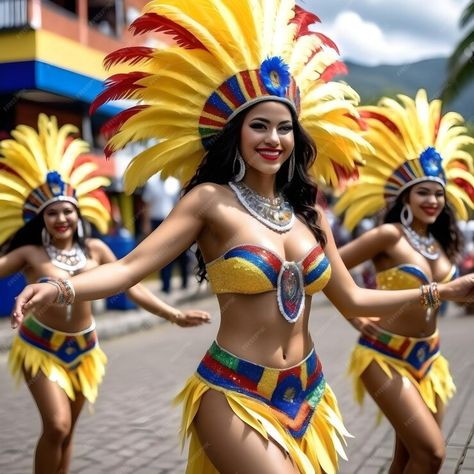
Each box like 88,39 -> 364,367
441,1 -> 474,102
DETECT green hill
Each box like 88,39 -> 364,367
339,58 -> 474,122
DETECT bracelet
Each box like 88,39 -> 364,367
38,277 -> 75,306
57,279 -> 75,306
419,282 -> 440,310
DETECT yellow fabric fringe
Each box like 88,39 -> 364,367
174,374 -> 352,474
348,343 -> 455,420
9,335 -> 107,403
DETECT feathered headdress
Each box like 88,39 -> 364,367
335,89 -> 474,230
0,114 -> 112,245
91,0 -> 370,193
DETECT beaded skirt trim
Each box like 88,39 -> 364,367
175,342 -> 352,474
9,316 -> 107,402
348,328 -> 455,415
196,341 -> 325,438
358,328 -> 440,381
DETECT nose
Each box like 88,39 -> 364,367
264,127 -> 280,146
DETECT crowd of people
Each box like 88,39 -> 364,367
2,1 -> 474,473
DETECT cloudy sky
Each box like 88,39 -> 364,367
299,0 -> 470,66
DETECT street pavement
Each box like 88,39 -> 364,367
0,281 -> 473,473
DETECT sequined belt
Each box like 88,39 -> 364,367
19,316 -> 98,368
358,328 -> 440,381
196,341 -> 326,438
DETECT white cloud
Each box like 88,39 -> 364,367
301,0 -> 469,65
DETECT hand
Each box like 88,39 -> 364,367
169,309 -> 211,327
351,316 -> 380,338
440,274 -> 474,303
11,283 -> 58,329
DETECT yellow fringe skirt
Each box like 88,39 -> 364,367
175,341 -> 351,474
348,328 -> 455,416
8,315 -> 107,403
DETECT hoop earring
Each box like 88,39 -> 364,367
76,220 -> 84,240
400,204 -> 413,227
41,228 -> 51,246
287,151 -> 295,182
233,149 -> 245,182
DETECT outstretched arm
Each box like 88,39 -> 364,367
320,208 -> 474,319
92,239 -> 210,327
12,185 -> 212,326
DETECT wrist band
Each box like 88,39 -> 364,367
419,282 -> 440,310
38,277 -> 75,306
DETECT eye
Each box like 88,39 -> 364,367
249,122 -> 266,130
279,125 -> 293,134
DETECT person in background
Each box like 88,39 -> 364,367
12,4 -> 474,474
335,89 -> 474,473
142,172 -> 190,293
1,115 -> 210,474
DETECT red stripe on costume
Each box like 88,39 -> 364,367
198,116 -> 226,127
277,366 -> 301,383
201,354 -> 259,392
20,326 -> 53,350
240,70 -> 257,99
306,357 -> 323,386
240,245 -> 282,273
302,245 -> 323,269
201,103 -> 230,121
219,82 -> 242,108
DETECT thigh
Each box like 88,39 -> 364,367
361,362 -> 444,452
24,369 -> 72,428
432,395 -> 446,427
194,389 -> 299,474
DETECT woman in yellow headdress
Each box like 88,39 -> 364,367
1,114 -> 209,473
335,89 -> 474,473
11,3 -> 474,474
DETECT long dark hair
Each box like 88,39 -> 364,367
3,206 -> 90,256
384,187 -> 463,261
183,101 -> 326,281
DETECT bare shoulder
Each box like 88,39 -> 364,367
85,238 -> 116,264
18,244 -> 44,260
180,183 -> 231,213
86,238 -> 108,253
375,223 -> 403,244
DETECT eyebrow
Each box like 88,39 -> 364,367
416,186 -> 444,192
250,117 -> 292,125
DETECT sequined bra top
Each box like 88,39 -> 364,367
206,243 -> 331,323
376,264 -> 458,290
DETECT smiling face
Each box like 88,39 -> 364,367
43,201 -> 79,245
407,181 -> 446,226
239,101 -> 295,178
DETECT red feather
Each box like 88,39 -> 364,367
359,111 -> 402,137
104,47 -> 155,70
291,5 -> 320,37
345,113 -> 368,131
89,189 -> 112,212
320,61 -> 347,82
454,178 -> 474,203
313,32 -> 340,54
100,105 -> 148,140
129,12 -> 208,50
90,72 -> 149,116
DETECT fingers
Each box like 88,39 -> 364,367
175,310 -> 211,327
